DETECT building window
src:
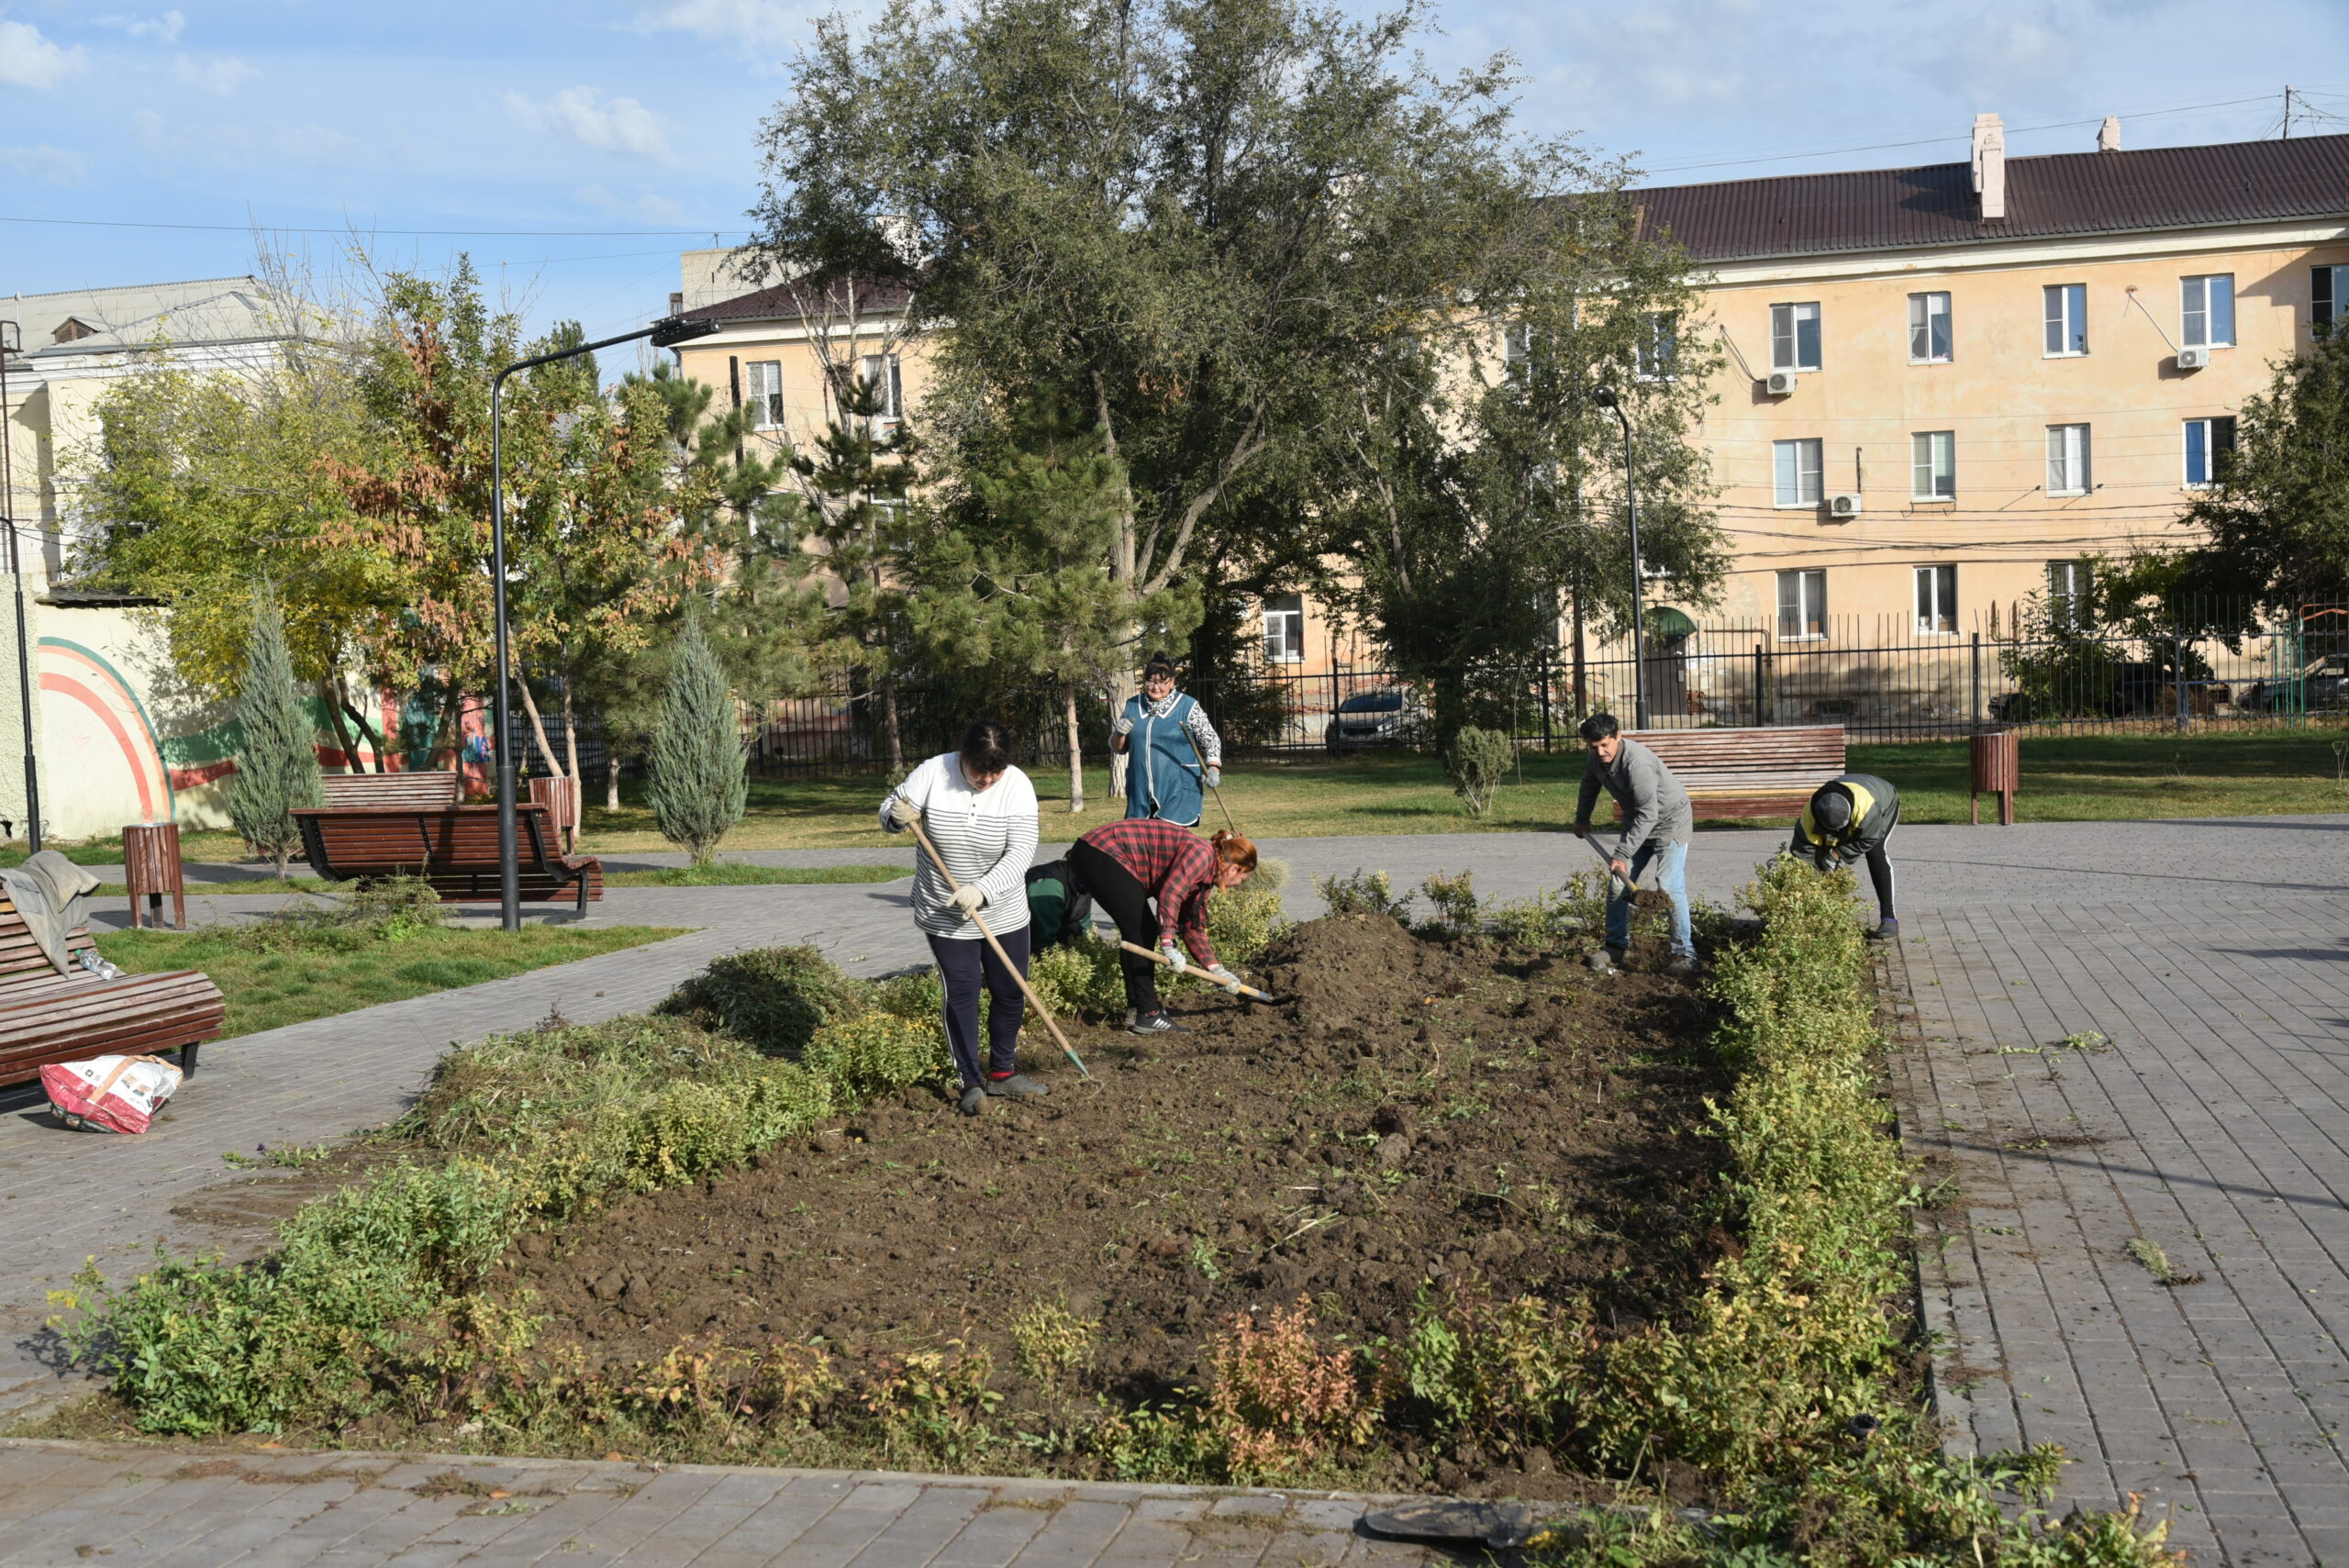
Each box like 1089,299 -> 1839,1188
1773,438 -> 1823,506
2181,274 -> 2235,348
2046,424 -> 2091,495
2184,416 -> 2237,486
2048,560 -> 2093,628
859,353 -> 904,427
1769,302 -> 1820,372
2316,265 -> 2348,338
743,361 -> 783,429
2043,284 -> 2087,356
1634,312 -> 1676,380
1262,595 -> 1305,663
1914,565 -> 1958,636
1776,569 -> 1826,639
1504,321 -> 1532,374
1910,430 -> 1955,499
1908,292 -> 1952,363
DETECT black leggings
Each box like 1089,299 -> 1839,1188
1070,840 -> 1162,1014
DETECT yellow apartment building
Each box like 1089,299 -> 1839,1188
669,123 -> 2349,693
1638,120 -> 2349,643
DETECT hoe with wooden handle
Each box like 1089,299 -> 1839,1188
1117,940 -> 1282,1004
905,814 -> 1091,1080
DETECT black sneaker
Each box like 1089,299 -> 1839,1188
1869,917 -> 1899,942
1129,1009 -> 1186,1034
985,1073 -> 1050,1098
958,1085 -> 986,1117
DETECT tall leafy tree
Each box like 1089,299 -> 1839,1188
747,0 -> 1582,780
795,367 -> 918,770
2173,326 -> 2349,610
225,586 -> 323,876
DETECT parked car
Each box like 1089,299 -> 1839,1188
1323,687 -> 1424,753
1990,659 -> 2230,722
2239,658 -> 2349,713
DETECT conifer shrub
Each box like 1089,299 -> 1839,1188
224,586 -> 323,874
647,619 -> 747,863
1444,725 -> 1515,817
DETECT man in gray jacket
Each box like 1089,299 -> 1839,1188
1572,713 -> 1696,973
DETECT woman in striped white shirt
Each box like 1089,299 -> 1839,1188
879,720 -> 1045,1116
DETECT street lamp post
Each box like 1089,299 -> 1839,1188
488,314 -> 719,931
1589,385 -> 1648,729
0,321 -> 39,851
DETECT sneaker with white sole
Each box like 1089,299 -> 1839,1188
1128,1009 -> 1186,1034
985,1073 -> 1050,1098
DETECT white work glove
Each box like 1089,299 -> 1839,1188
949,884 -> 986,915
1204,766 -> 1220,789
1113,715 -> 1134,737
1161,941 -> 1187,975
887,795 -> 921,828
1206,962 -> 1243,995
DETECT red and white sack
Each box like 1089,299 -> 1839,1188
41,1055 -> 184,1135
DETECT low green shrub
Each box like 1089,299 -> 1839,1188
1445,726 -> 1516,817
1417,870 -> 1483,938
1030,932 -> 1126,1018
803,1011 -> 952,1103
656,944 -> 859,1056
1488,873 -> 1606,951
1315,868 -> 1411,919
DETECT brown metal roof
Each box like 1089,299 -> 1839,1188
696,276 -> 915,324
1635,133 -> 2349,263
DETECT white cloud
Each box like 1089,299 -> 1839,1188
633,0 -> 822,53
578,183 -> 685,224
0,143 -> 90,185
0,17 -> 87,89
172,53 -> 256,95
95,10 -> 185,43
506,86 -> 680,162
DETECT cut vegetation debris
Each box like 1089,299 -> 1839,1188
44,862 -> 2174,1564
2125,1237 -> 2206,1288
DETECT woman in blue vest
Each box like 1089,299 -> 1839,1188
1111,653 -> 1222,827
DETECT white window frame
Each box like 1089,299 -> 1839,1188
1772,438 -> 1823,507
1634,312 -> 1676,381
1261,594 -> 1306,663
1769,302 -> 1821,373
1909,430 -> 1955,500
1776,569 -> 1826,641
1908,292 -> 1952,363
2315,264 -> 2347,337
2047,560 -> 2092,628
744,360 -> 784,430
1914,564 -> 1958,637
859,353 -> 904,428
2046,424 -> 2091,496
2183,416 -> 2237,487
2181,273 -> 2235,349
2043,284 -> 2088,357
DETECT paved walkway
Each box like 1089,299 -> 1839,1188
21,816 -> 2349,1562
0,1440 -> 1449,1568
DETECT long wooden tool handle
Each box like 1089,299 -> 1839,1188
1180,726 -> 1240,836
906,817 -> 1090,1080
1116,939 -> 1275,1003
1580,833 -> 1636,898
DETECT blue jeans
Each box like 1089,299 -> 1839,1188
1605,840 -> 1694,958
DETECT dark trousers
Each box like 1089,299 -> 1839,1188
1070,840 -> 1161,1015
1864,843 -> 1895,919
927,927 -> 1030,1089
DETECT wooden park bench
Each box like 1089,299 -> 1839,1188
0,895 -> 224,1088
1622,726 -> 1848,821
293,804 -> 605,912
318,771 -> 461,808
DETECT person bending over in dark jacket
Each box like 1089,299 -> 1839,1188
1790,773 -> 1901,940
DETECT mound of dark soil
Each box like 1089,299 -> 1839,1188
493,914 -> 1727,1496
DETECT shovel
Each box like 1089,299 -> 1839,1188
1578,831 -> 1638,900
1117,940 -> 1283,1004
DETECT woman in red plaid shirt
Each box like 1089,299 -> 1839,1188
1069,818 -> 1257,1033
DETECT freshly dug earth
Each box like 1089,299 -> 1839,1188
495,913 -> 1728,1497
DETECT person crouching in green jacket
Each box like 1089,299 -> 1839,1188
1790,773 -> 1901,940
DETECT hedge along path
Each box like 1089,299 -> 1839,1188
905,813 -> 1090,1079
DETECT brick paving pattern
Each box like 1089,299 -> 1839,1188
0,1440 -> 1446,1568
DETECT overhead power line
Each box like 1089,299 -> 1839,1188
0,215 -> 753,240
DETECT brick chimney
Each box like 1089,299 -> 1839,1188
2097,116 -> 2121,152
1971,112 -> 2007,220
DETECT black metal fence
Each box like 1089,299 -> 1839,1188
734,603 -> 2349,773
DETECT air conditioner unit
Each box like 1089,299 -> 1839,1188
1765,369 -> 1798,396
1828,492 -> 1864,519
2176,345 -> 2210,370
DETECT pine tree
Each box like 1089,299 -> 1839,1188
226,585 -> 323,876
647,618 -> 747,864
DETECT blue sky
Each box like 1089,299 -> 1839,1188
5,0 -> 2348,362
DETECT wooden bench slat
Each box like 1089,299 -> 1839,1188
293,804 -> 603,910
318,772 -> 461,808
0,896 -> 222,1087
1605,727 -> 1847,824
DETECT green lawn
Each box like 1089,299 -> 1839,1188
566,726 -> 2349,849
95,924 -> 687,1039
603,862 -> 906,886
